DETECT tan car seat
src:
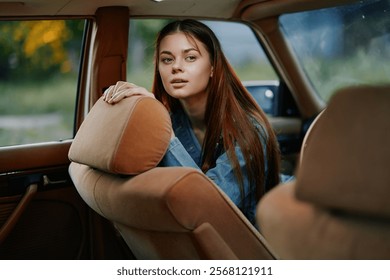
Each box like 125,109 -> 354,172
68,95 -> 276,259
256,85 -> 390,259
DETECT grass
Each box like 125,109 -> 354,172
0,75 -> 77,146
0,75 -> 77,115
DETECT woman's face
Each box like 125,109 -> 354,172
158,32 -> 213,102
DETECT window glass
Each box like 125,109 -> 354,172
203,21 -> 277,82
0,19 -> 85,146
127,19 -> 278,114
127,19 -> 169,91
280,0 -> 390,101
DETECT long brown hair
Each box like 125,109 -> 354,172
152,19 -> 280,206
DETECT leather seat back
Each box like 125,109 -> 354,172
257,85 -> 390,259
69,96 -> 276,259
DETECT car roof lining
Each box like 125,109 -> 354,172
0,0 -> 241,18
241,0 -> 357,20
0,0 -> 357,19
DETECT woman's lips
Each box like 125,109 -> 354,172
171,79 -> 188,87
171,78 -> 188,83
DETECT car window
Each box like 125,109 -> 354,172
0,19 -> 85,147
127,19 -> 279,115
280,0 -> 390,102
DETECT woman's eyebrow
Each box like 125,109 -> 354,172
160,48 -> 200,55
183,48 -> 199,53
160,50 -> 173,56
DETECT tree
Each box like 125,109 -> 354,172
0,20 -> 84,81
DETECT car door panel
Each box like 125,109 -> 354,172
0,141 -> 71,173
0,181 -> 87,259
0,143 -> 89,259
270,117 -> 302,152
0,142 -> 134,259
269,116 -> 302,175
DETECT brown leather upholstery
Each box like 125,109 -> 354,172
68,95 -> 276,259
90,7 -> 129,106
69,96 -> 171,175
257,85 -> 390,259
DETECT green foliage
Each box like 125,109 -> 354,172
0,19 -> 83,146
0,20 -> 84,81
0,75 -> 76,115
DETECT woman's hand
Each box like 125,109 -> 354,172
103,81 -> 155,104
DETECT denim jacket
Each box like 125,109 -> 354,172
159,107 -> 269,225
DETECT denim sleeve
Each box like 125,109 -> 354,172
161,137 -> 250,205
160,134 -> 267,217
160,137 -> 200,169
205,145 -> 250,207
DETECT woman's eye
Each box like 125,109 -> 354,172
161,57 -> 173,64
186,55 -> 196,62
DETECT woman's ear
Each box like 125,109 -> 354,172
210,67 -> 214,78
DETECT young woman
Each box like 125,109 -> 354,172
103,19 -> 281,225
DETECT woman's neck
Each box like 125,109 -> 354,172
180,95 -> 207,144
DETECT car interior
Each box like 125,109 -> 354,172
257,85 -> 390,259
0,0 -> 389,260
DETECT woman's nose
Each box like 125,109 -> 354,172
172,60 -> 183,73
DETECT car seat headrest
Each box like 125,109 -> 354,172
68,96 -> 172,175
296,85 -> 390,217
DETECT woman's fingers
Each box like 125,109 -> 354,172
110,87 -> 154,103
112,81 -> 131,95
103,81 -> 132,102
109,88 -> 131,103
102,85 -> 114,101
103,81 -> 155,104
